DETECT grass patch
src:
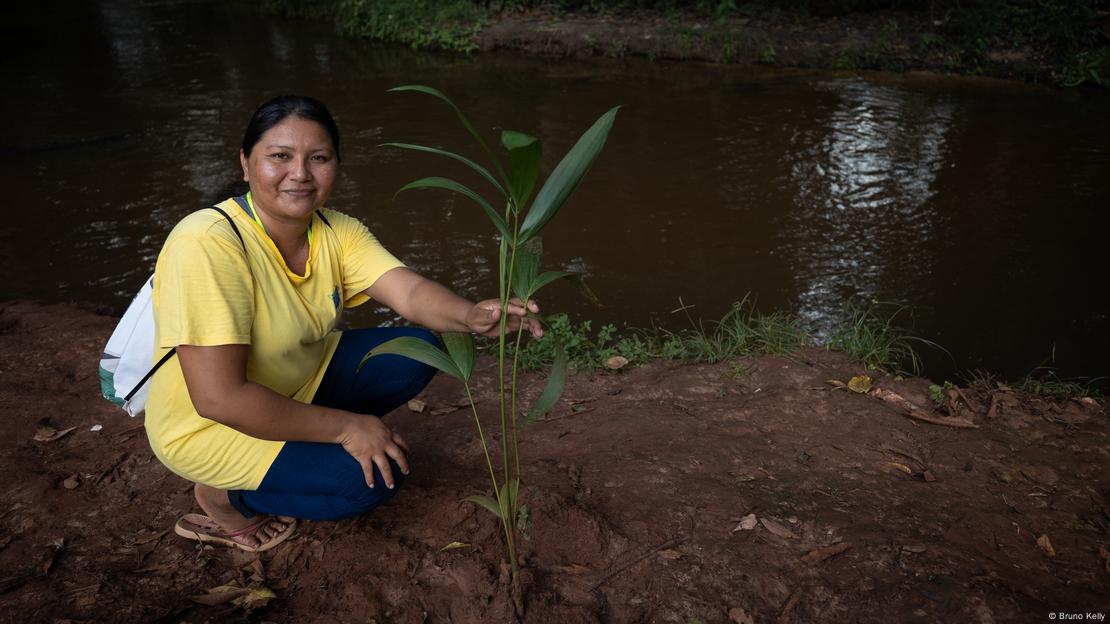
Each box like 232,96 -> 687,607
502,296 -> 811,371
826,300 -> 942,377
1016,368 -> 1105,400
496,296 -> 1103,401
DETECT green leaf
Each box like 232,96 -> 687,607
497,481 -> 512,518
380,142 -> 506,197
360,336 -> 462,381
530,270 -> 574,297
388,85 -> 509,188
524,332 -> 568,424
441,332 -> 476,382
519,106 -> 619,242
396,177 -> 509,239
510,238 -> 541,303
438,541 -> 470,552
464,494 -> 502,517
501,131 -> 541,210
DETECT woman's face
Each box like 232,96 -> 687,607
240,116 -> 338,223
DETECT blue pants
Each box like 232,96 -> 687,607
227,327 -> 437,521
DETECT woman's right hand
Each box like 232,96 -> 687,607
336,414 -> 410,489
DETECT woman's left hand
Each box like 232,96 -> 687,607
466,297 -> 543,338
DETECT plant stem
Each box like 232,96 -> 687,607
510,321 -> 527,498
466,383 -> 517,577
464,383 -> 502,514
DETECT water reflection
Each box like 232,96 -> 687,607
784,79 -> 953,336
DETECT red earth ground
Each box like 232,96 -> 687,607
0,300 -> 1107,623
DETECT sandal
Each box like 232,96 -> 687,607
174,513 -> 297,552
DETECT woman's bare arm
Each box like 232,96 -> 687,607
177,343 -> 408,489
365,267 -> 541,337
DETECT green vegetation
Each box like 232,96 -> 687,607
1016,371 -> 1105,399
263,0 -> 489,52
502,296 -> 811,371
826,300 -> 943,377
263,0 -> 1107,86
504,296 -> 935,376
363,86 -> 617,586
964,367 -> 1104,399
929,380 -> 955,406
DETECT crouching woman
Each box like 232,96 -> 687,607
145,95 -> 539,551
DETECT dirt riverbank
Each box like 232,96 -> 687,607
475,7 -> 1108,85
0,299 -> 1107,622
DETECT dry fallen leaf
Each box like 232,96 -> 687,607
190,585 -> 251,606
760,517 -> 797,539
1098,545 -> 1109,573
923,470 -> 937,482
728,606 -> 755,624
62,475 -> 79,490
39,539 -> 64,575
657,549 -> 683,560
800,542 -> 851,564
825,379 -> 846,388
439,541 -> 470,552
246,559 -> 265,583
1037,534 -> 1056,558
235,587 -> 276,614
33,426 -> 77,443
848,375 -> 872,393
731,513 -> 758,533
901,544 -> 927,554
605,356 -> 629,370
887,462 -> 913,475
406,399 -> 426,413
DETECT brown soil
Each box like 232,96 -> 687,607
1,299 -> 1107,623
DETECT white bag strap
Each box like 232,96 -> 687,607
124,205 -> 247,401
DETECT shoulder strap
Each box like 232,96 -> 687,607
209,205 -> 246,249
123,205 -> 249,403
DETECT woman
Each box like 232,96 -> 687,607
147,95 -> 540,551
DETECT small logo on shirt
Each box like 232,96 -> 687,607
331,287 -> 341,310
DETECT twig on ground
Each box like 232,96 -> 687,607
869,387 -> 979,428
878,444 -> 927,469
986,392 -> 1002,419
589,536 -> 684,591
115,423 -> 146,439
96,452 -> 129,484
775,587 -> 804,624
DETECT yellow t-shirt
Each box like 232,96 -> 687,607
145,197 -> 404,490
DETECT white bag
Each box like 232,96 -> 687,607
99,206 -> 245,416
99,275 -> 166,416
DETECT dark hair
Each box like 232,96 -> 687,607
241,95 -> 341,162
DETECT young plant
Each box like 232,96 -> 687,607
361,86 -> 618,579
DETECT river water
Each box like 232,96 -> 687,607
5,0 -> 1109,383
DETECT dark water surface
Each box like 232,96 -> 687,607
5,0 -> 1109,383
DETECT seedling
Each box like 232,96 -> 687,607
363,86 -> 618,581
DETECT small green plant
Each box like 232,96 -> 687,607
962,368 -> 1000,389
1017,370 -> 1105,399
827,299 -> 941,377
758,44 -> 777,64
928,381 -> 954,406
364,86 -> 617,586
